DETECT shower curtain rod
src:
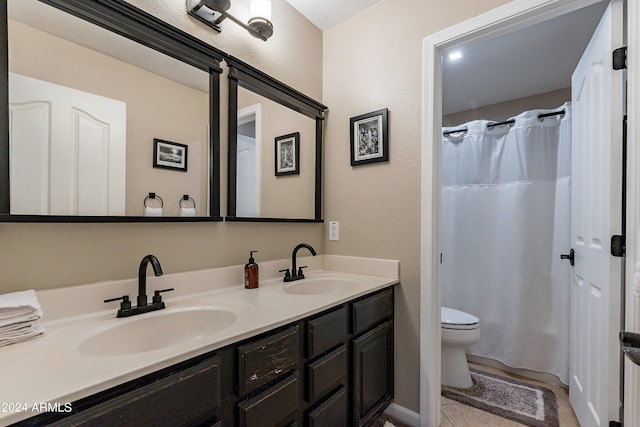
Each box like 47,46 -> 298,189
442,109 -> 566,136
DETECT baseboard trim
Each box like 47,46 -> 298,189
384,402 -> 420,427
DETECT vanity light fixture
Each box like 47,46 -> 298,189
187,0 -> 273,41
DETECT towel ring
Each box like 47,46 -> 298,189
179,195 -> 196,209
144,192 -> 163,208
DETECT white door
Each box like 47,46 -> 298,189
237,134 -> 259,217
569,1 -> 624,425
9,73 -> 126,215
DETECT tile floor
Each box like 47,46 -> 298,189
440,363 -> 580,426
373,362 -> 580,426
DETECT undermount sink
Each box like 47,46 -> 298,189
46,299 -> 251,357
283,276 -> 359,295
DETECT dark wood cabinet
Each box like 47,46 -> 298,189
306,305 -> 348,359
351,288 -> 393,335
306,345 -> 347,401
17,286 -> 394,427
237,373 -> 299,427
48,354 -> 223,427
238,325 -> 299,395
352,321 -> 394,427
306,386 -> 348,427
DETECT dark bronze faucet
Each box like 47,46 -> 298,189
104,255 -> 173,317
138,254 -> 163,307
280,243 -> 317,282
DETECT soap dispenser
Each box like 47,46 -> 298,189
244,251 -> 259,289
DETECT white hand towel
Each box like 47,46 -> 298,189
0,290 -> 41,319
0,290 -> 45,345
180,207 -> 196,217
145,206 -> 163,216
0,323 -> 45,347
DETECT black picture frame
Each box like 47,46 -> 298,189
153,138 -> 188,172
275,132 -> 300,176
350,108 -> 389,166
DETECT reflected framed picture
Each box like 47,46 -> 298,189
153,138 -> 188,172
350,108 -> 388,166
275,132 -> 300,176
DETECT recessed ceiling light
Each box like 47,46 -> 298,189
448,51 -> 463,61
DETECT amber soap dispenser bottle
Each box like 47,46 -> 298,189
244,251 -> 259,289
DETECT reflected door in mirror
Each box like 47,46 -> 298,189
237,104 -> 260,217
9,73 -> 126,215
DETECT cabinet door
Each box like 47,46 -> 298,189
352,321 -> 393,426
49,355 -> 222,427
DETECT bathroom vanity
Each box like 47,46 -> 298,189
0,256 -> 398,426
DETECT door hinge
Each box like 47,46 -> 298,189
611,235 -> 626,257
613,46 -> 627,70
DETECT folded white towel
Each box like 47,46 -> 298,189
0,290 -> 45,345
180,207 -> 196,217
145,206 -> 163,216
0,290 -> 41,318
0,311 -> 41,328
0,323 -> 45,347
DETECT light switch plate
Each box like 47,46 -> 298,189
329,221 -> 339,241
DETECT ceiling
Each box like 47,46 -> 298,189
284,0 -> 609,117
285,0 -> 383,31
440,1 -> 608,115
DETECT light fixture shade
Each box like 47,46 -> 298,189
249,0 -> 271,21
248,0 -> 273,39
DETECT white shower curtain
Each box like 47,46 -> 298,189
440,103 -> 572,384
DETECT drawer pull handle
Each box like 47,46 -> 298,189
250,374 -> 259,381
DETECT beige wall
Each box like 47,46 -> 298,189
0,0 -> 323,293
322,0 -> 511,413
443,87 -> 571,127
0,0 -> 526,416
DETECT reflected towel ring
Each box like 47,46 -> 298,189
144,192 -> 163,208
179,195 -> 196,209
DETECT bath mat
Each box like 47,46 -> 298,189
441,368 -> 559,427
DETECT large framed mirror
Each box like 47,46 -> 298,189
226,56 -> 327,222
0,0 -> 224,222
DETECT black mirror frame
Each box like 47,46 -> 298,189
0,0 -> 225,222
225,56 -> 327,223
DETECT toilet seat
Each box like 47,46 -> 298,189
441,307 -> 479,330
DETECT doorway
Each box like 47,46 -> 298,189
237,104 -> 261,217
420,0 -> 638,426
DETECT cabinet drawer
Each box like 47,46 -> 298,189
307,305 -> 348,358
307,345 -> 347,402
238,325 -> 299,395
351,288 -> 393,335
306,386 -> 348,427
49,355 -> 222,427
237,372 -> 299,427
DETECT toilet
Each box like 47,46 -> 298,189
441,307 -> 480,388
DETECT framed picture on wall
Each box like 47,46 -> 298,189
275,132 -> 300,176
153,138 -> 188,172
350,108 -> 389,166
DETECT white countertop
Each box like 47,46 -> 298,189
0,255 -> 399,424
